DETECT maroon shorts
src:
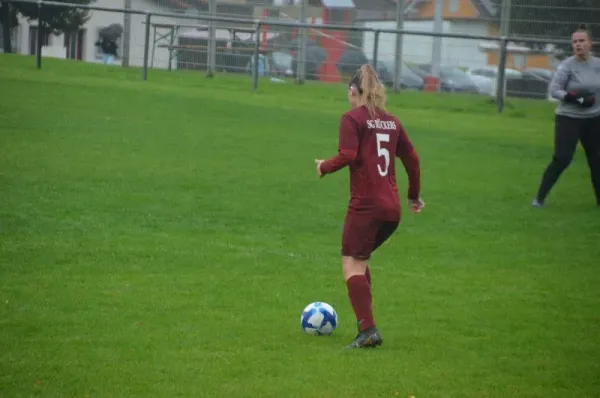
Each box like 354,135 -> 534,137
341,213 -> 400,260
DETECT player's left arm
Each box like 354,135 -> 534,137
396,123 -> 425,212
316,115 -> 359,177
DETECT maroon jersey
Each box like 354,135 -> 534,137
320,106 -> 420,220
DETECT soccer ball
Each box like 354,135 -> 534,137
300,301 -> 338,336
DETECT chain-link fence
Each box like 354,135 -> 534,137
499,0 -> 600,42
2,0 -> 578,113
487,0 -> 599,100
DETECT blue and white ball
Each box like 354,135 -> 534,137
300,302 -> 338,336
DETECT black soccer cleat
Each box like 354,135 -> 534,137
346,327 -> 383,349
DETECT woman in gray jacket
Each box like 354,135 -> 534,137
533,24 -> 600,208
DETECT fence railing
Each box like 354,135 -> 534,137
3,0 -> 573,113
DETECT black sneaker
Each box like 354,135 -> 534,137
345,327 -> 383,349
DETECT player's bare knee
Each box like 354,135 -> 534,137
342,256 -> 368,281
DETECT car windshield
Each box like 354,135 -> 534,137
381,60 -> 421,79
526,68 -> 553,78
439,66 -> 473,84
505,69 -> 523,78
472,68 -> 523,79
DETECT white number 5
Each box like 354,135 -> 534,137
376,133 -> 390,177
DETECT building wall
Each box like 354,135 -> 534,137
362,19 -> 489,69
0,25 -> 20,53
486,51 -> 554,70
11,0 -> 209,69
485,24 -> 554,70
416,0 -> 480,20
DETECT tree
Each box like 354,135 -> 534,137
1,0 -> 96,54
0,1 -> 18,53
495,0 -> 600,58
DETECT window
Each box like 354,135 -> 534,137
216,4 -> 253,17
474,69 -> 495,78
449,0 -> 459,12
512,54 -> 526,69
0,25 -> 19,53
28,26 -> 52,55
64,29 -> 86,60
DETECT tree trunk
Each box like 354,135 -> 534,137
1,2 -> 13,53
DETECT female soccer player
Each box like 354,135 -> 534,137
533,24 -> 600,208
314,64 -> 424,349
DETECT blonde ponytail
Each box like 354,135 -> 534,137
359,64 -> 387,117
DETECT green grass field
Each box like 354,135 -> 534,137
1,54 -> 599,398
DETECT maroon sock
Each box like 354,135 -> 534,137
365,266 -> 371,286
346,274 -> 375,331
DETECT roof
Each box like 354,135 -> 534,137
152,0 -> 498,17
470,0 -> 498,18
352,0 -> 396,11
320,0 -> 355,8
149,0 -> 198,10
354,0 -> 498,17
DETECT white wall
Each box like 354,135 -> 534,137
362,19 -> 490,69
126,0 -> 204,69
14,15 -> 31,55
10,0 -> 207,69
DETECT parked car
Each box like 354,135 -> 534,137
521,67 -> 554,82
466,66 -> 523,97
468,65 -> 523,80
337,49 -> 370,79
411,64 -> 480,94
468,66 -> 551,99
290,45 -> 328,80
506,72 -> 551,100
375,59 -> 424,91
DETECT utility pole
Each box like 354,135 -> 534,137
393,0 -> 405,92
207,0 -> 217,77
500,0 -> 511,36
122,0 -> 132,67
296,0 -> 307,84
431,0 -> 443,88
496,0 -> 512,108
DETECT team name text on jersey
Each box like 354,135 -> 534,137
366,119 -> 397,130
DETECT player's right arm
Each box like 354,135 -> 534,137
395,123 -> 424,212
318,114 -> 359,176
549,59 -> 570,101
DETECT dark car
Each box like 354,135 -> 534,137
375,60 -> 424,90
412,63 -> 480,94
521,68 -> 554,82
506,70 -> 551,100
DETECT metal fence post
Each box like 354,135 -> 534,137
36,0 -> 43,69
3,2 -> 12,53
252,22 -> 261,91
296,0 -> 307,85
496,37 -> 508,113
207,0 -> 217,77
122,0 -> 132,68
430,0 -> 443,86
142,11 -> 151,81
393,0 -> 405,92
372,30 -> 380,70
500,0 -> 511,36
11,0 -> 575,96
